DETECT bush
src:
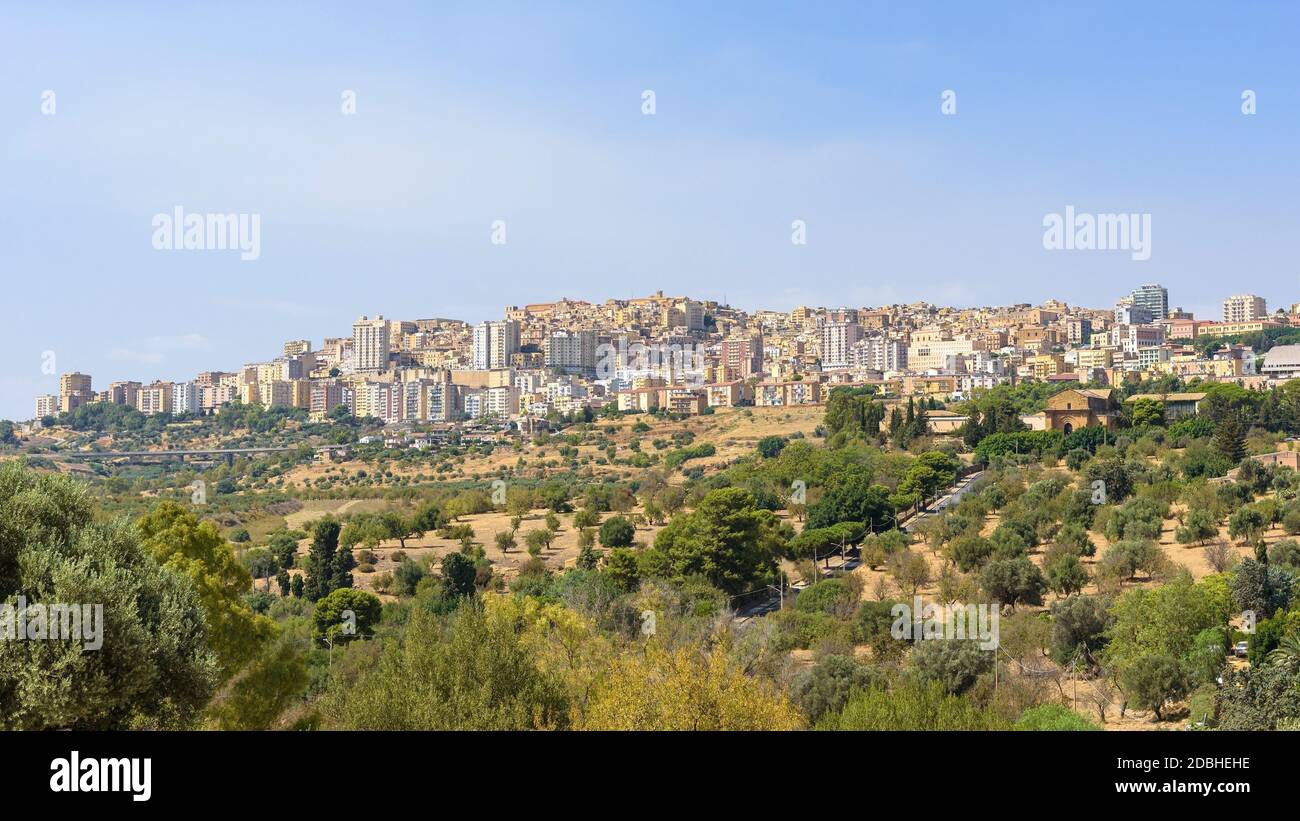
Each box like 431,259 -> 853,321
598,515 -> 636,548
1015,704 -> 1100,730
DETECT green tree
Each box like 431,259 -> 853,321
1212,415 -> 1246,464
598,515 -> 635,548
602,548 -> 641,592
1119,654 -> 1189,721
0,462 -> 217,729
323,602 -> 569,729
980,557 -> 1046,609
1045,553 -> 1089,597
304,517 -> 342,601
651,488 -> 790,595
313,588 -> 382,642
137,501 -> 276,681
440,552 -> 479,600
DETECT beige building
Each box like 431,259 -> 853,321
352,315 -> 392,372
35,395 -> 59,419
1223,294 -> 1266,323
136,381 -> 174,415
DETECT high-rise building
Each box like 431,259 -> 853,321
545,330 -> 598,376
849,335 -> 908,371
820,322 -> 864,370
472,320 -> 520,369
136,381 -> 174,415
35,395 -> 58,419
58,372 -> 94,413
1130,284 -> 1169,321
352,315 -> 391,373
172,382 -> 198,415
720,333 -> 764,377
1223,294 -> 1267,323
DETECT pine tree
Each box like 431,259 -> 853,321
1213,415 -> 1246,464
331,547 -> 356,593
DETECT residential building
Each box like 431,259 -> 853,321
35,395 -> 58,419
1223,294 -> 1267,323
1130,284 -> 1169,320
544,330 -> 598,376
172,381 -> 198,415
820,322 -> 864,370
352,315 -> 391,373
136,381 -> 174,415
472,320 -> 520,370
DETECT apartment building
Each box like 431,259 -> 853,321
136,381 -> 174,415
283,339 -> 312,357
1130,284 -> 1169,320
849,335 -> 907,372
472,320 -> 520,370
755,380 -> 822,407
59,372 -> 94,413
352,315 -> 392,373
907,330 -> 974,371
720,333 -> 764,377
172,381 -> 198,415
544,330 -> 598,376
310,381 -> 345,419
820,322 -> 864,370
35,395 -> 58,419
1223,294 -> 1267,323
105,380 -> 142,407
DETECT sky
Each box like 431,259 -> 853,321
2,1 -> 1299,419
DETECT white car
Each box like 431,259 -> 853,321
1234,641 -> 1249,658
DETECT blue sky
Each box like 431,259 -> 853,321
3,1 -> 1299,418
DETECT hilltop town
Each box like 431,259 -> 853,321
25,286 -> 1300,439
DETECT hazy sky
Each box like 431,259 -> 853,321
3,1 -> 1299,418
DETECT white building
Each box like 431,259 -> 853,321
171,381 -> 198,415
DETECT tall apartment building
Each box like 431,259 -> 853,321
283,339 -> 312,357
352,315 -> 391,373
136,381 -> 174,415
820,322 -> 864,370
59,372 -> 94,413
35,395 -> 58,419
1223,294 -> 1267,323
427,378 -> 459,422
472,320 -> 520,370
309,381 -> 344,419
105,380 -> 142,406
1065,318 -> 1093,346
172,381 -> 198,415
1130,284 -> 1169,321
720,333 -> 764,377
544,330 -> 598,377
849,335 -> 908,372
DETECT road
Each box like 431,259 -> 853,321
901,469 -> 984,532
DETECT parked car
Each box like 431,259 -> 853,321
1234,641 -> 1249,658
